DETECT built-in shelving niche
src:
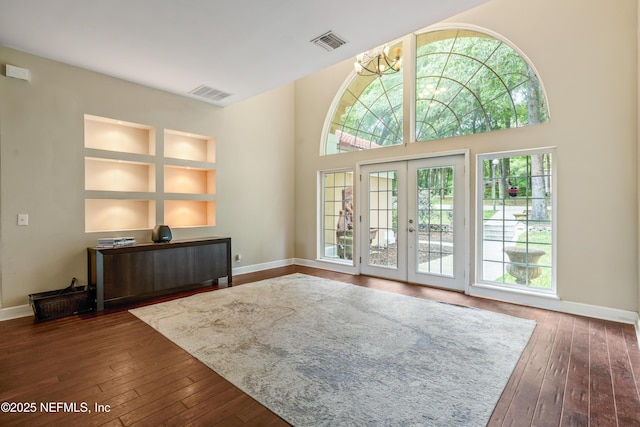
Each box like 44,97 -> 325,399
85,199 -> 156,233
164,166 -> 216,194
84,115 -> 216,233
85,158 -> 156,193
84,115 -> 155,156
164,130 -> 215,163
164,200 -> 216,228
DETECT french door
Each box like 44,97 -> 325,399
359,155 -> 466,291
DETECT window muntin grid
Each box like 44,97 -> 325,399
368,171 -> 398,268
479,152 -> 554,292
325,42 -> 403,155
416,166 -> 454,276
322,29 -> 548,155
416,30 -> 547,141
320,171 -> 354,262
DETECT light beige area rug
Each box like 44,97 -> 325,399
130,273 -> 535,426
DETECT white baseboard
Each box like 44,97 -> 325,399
469,282 -> 562,312
231,258 -> 295,276
0,304 -> 33,321
560,301 -> 639,325
294,258 -> 358,275
469,282 -> 638,325
232,258 -> 358,277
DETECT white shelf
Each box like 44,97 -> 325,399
164,165 -> 215,195
164,200 -> 216,228
85,158 -> 156,192
84,115 -> 155,155
164,130 -> 215,163
85,116 -> 217,232
85,199 -> 156,233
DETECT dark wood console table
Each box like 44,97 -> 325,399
88,237 -> 232,310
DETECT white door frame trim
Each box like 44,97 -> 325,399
355,149 -> 470,292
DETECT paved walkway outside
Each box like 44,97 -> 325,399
420,205 -> 526,280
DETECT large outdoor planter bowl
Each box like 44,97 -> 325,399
504,246 -> 546,284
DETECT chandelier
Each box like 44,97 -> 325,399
354,45 -> 402,77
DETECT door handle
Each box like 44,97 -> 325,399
408,227 -> 415,232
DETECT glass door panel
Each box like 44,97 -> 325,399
408,156 -> 465,290
415,166 -> 454,277
368,170 -> 398,269
361,155 -> 466,291
360,162 -> 406,281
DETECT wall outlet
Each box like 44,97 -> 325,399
17,213 -> 29,226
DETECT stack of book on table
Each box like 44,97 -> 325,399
96,237 -> 136,248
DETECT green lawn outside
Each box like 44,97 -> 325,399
500,230 -> 553,289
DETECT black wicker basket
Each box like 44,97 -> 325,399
29,283 -> 94,321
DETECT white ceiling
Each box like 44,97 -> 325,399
0,0 -> 487,107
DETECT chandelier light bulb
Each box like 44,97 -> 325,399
354,43 -> 402,77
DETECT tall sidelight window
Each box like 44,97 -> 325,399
478,150 -> 555,294
320,171 -> 354,263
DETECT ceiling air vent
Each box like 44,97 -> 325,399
188,85 -> 233,102
311,31 -> 347,52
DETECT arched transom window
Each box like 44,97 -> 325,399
323,28 -> 548,155
325,41 -> 403,155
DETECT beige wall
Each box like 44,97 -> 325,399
295,0 -> 639,311
1,0 -> 637,315
0,47 -> 295,308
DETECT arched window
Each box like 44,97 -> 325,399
323,28 -> 548,155
325,42 -> 403,155
415,29 -> 547,141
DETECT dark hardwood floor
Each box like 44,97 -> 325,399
1,265 -> 639,426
